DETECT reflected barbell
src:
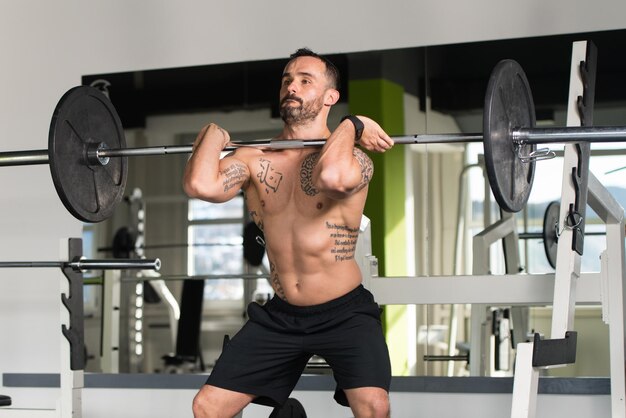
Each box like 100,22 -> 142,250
1,60 -> 626,222
519,201 -> 609,269
121,273 -> 269,282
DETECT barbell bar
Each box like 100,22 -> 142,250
0,258 -> 161,272
0,60 -> 624,222
122,273 -> 269,282
3,124 -> 626,166
0,133 -> 486,166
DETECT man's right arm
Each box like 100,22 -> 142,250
182,123 -> 250,203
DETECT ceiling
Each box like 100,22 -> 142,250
82,29 -> 626,129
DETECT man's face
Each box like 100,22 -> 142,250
279,56 -> 331,125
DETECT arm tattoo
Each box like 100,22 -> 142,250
270,261 -> 287,301
220,162 -> 247,193
300,152 -> 320,196
326,221 -> 359,262
257,159 -> 283,194
300,150 -> 372,196
353,148 -> 374,192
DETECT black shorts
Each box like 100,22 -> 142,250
205,284 -> 391,408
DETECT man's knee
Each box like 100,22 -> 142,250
346,387 -> 390,418
192,387 -> 217,418
365,393 -> 390,418
192,385 -> 252,418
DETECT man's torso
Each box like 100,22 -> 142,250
233,147 -> 367,306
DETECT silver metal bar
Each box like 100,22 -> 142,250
0,261 -> 62,268
518,231 -> 604,239
68,258 -> 161,271
0,258 -> 161,272
123,273 -> 269,282
0,149 -> 49,166
516,126 -> 626,144
423,355 -> 469,362
1,125 -> 624,167
95,133 -> 484,160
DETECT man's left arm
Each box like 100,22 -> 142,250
312,115 -> 393,200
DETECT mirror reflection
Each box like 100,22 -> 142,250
81,29 -> 626,379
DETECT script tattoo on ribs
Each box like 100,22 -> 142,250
257,159 -> 283,194
270,261 -> 286,301
300,152 -> 320,196
326,221 -> 359,262
221,162 -> 247,193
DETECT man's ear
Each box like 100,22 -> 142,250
324,88 -> 340,106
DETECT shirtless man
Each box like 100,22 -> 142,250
183,48 -> 394,418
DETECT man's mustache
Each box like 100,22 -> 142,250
280,95 -> 303,106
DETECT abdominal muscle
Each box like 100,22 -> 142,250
262,212 -> 363,306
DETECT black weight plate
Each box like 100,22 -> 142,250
49,86 -> 127,223
484,60 -> 536,213
542,201 -> 560,269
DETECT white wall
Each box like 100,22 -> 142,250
1,0 -> 625,408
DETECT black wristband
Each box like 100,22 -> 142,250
340,115 -> 364,143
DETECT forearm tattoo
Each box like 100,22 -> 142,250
300,152 -> 320,196
326,221 -> 359,262
270,261 -> 287,301
257,159 -> 283,194
353,148 -> 374,192
299,149 -> 373,195
220,162 -> 247,193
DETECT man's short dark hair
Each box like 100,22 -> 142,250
288,48 -> 340,90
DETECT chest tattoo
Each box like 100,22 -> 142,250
300,152 -> 320,196
257,159 -> 283,194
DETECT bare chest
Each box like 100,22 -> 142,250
245,152 -> 327,217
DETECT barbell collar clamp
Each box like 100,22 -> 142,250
86,142 -> 110,166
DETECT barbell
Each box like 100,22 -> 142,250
1,60 -> 625,222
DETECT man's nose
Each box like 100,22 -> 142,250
286,80 -> 297,94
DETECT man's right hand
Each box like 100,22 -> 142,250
193,123 -> 231,153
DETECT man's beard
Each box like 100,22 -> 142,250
279,94 -> 324,126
